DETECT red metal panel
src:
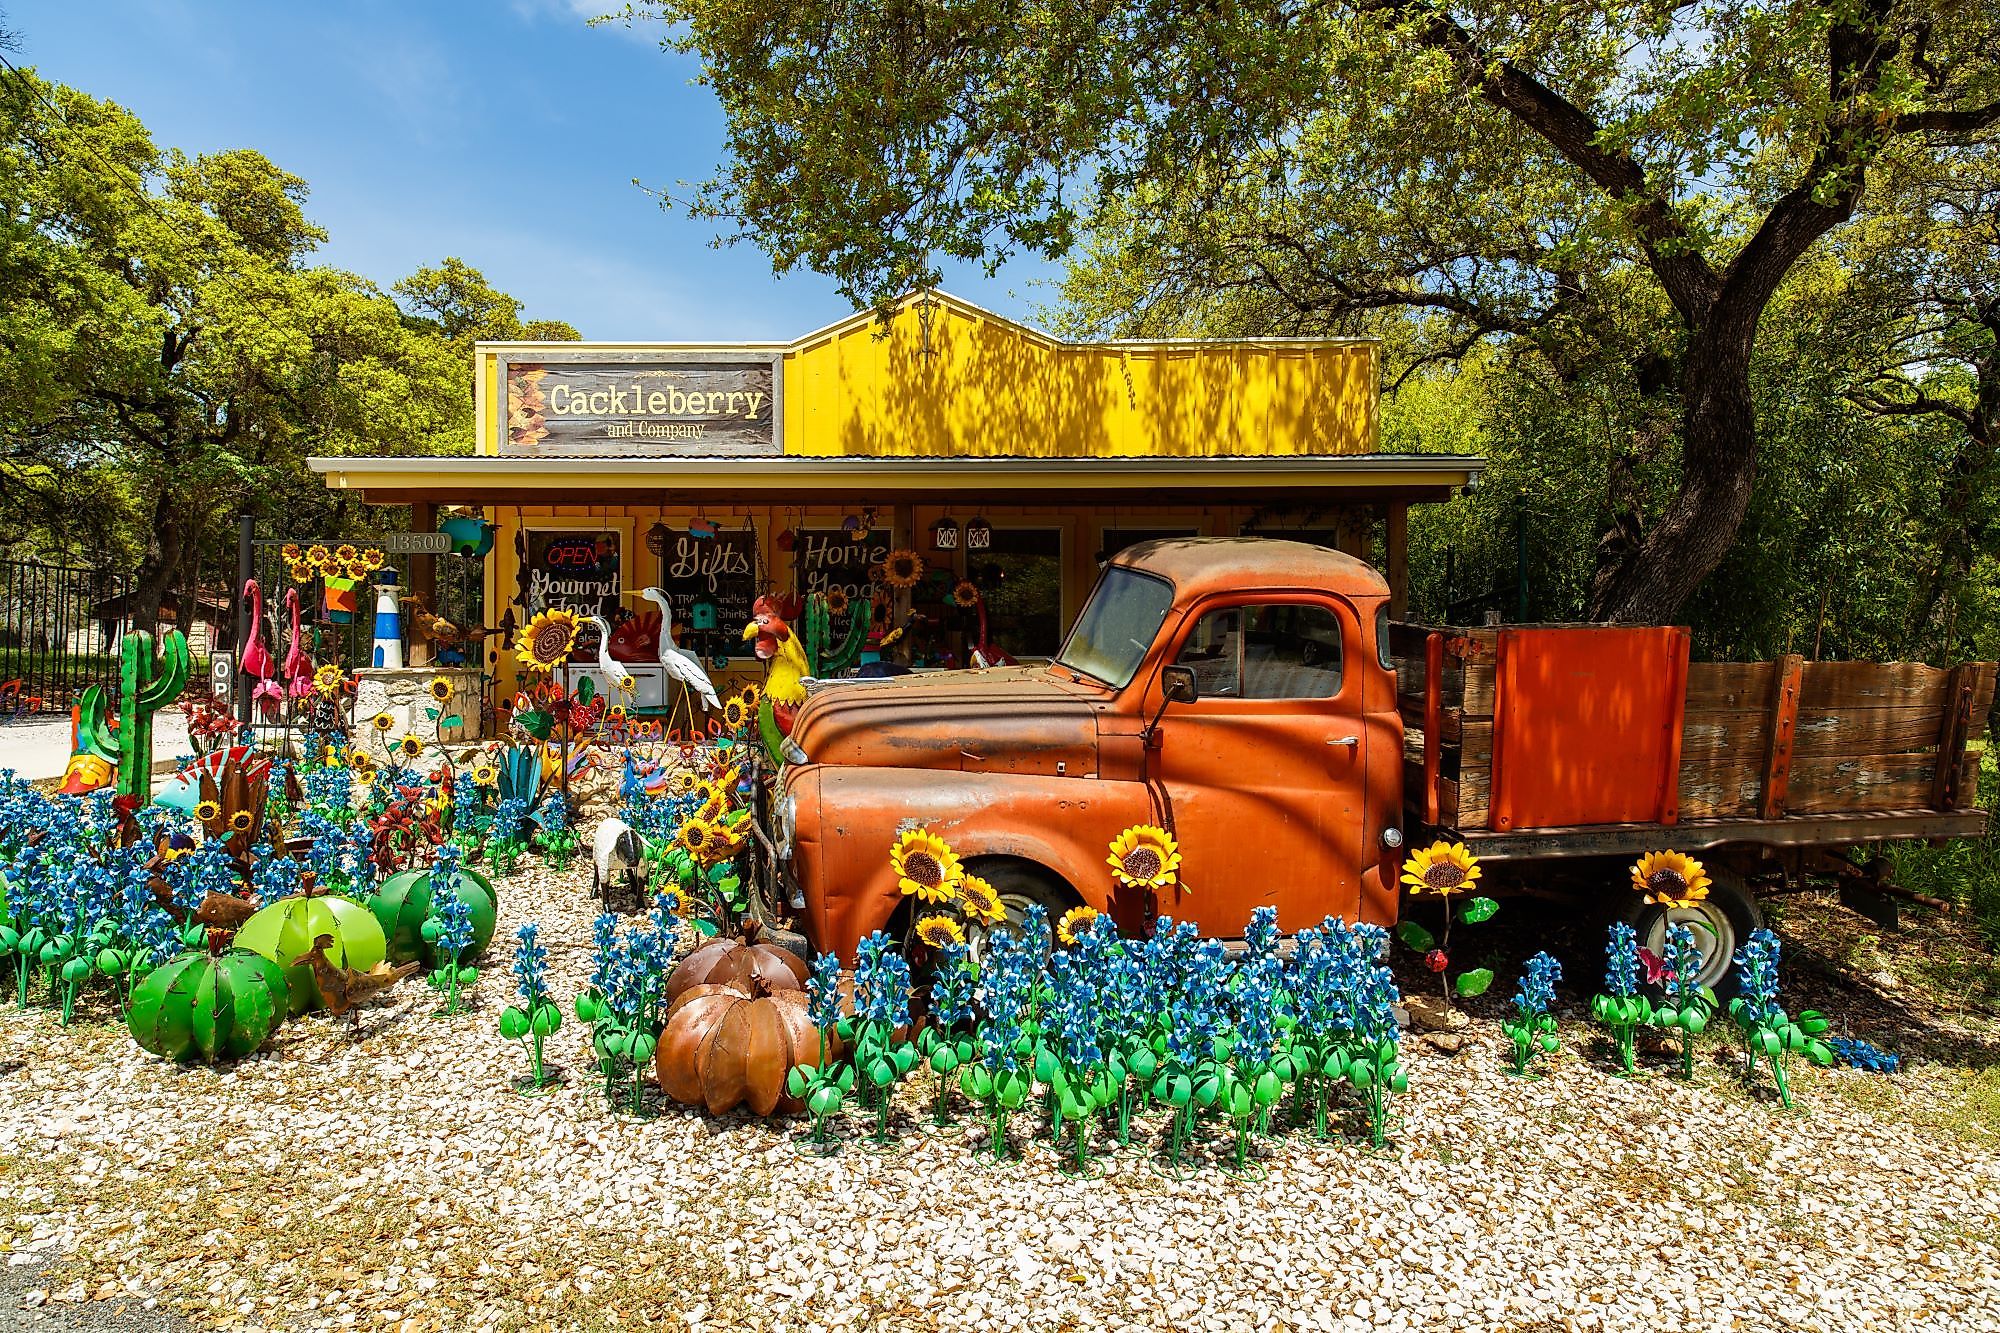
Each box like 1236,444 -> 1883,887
1423,631 -> 1443,825
1489,626 -> 1691,832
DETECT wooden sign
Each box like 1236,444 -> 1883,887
656,528 -> 758,639
504,357 -> 780,456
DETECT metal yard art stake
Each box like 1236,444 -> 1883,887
73,628 -> 191,799
371,567 -> 405,670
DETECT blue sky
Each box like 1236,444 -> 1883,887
9,0 -> 1060,340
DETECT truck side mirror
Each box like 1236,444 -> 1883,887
1145,665 -> 1199,748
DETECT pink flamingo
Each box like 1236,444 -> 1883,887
240,579 -> 282,717
966,587 -> 1017,668
282,587 -> 314,700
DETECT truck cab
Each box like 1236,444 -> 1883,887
772,538 -> 1404,959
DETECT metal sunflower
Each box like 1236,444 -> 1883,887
958,875 -> 1006,926
1631,850 -> 1711,909
514,607 -> 583,674
1401,841 -> 1481,896
882,549 -> 925,589
1106,825 -> 1182,893
891,827 -> 964,903
1057,905 -> 1102,945
915,914 -> 967,948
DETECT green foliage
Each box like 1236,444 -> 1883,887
0,68 -> 570,595
646,0 -> 1998,619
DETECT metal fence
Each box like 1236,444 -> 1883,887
0,560 -> 130,717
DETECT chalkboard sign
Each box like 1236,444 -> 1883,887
525,530 -> 621,618
794,528 -> 893,602
656,528 -> 758,643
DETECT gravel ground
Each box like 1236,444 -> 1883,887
4,861 -> 1999,1333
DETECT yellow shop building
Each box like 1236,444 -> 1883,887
310,291 -> 1481,703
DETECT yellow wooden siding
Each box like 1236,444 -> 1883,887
475,295 -> 1378,460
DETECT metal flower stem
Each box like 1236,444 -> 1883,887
1440,911 -> 1453,1009
932,1070 -> 952,1125
1115,1086 -> 1134,1145
990,1104 -> 1009,1160
1072,1116 -> 1090,1173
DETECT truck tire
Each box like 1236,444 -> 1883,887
1624,863 -> 1762,999
962,858 -> 1074,964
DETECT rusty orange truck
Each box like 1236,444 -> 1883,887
764,538 -> 1993,989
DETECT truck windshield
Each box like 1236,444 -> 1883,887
1056,566 -> 1176,688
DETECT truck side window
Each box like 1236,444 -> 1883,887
1175,604 -> 1343,699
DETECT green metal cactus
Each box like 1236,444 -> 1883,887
801,591 -> 873,677
89,629 -> 191,799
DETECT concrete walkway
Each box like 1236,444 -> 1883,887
0,711 -> 190,783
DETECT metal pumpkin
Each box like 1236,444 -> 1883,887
370,866 -> 499,966
656,978 -> 828,1116
235,894 -> 388,1015
127,948 -> 289,1062
663,921 -> 809,1007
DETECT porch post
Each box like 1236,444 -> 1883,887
409,500 -> 436,666
1385,502 -> 1409,619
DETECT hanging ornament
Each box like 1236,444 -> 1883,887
689,517 -> 717,540
775,527 -> 797,552
929,517 -> 960,551
645,521 -> 671,557
965,517 -> 993,551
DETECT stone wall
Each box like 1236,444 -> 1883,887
351,667 -> 483,758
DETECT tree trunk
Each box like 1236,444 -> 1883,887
1587,328 -> 1759,623
129,495 -> 185,637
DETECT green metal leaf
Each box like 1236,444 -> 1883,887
1456,896 -> 1500,925
1454,967 -> 1495,998
1395,920 -> 1436,953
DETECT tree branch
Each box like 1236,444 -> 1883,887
1357,0 -> 1720,322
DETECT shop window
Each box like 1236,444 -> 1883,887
969,527 -> 1065,658
1100,528 -> 1198,563
655,525 -> 759,659
1174,603 -> 1344,699
524,530 -> 622,619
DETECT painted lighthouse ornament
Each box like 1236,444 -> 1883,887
370,567 -> 405,670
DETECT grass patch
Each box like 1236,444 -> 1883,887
1825,1064 -> 2000,1147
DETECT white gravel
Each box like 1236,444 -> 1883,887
3,857 -> 1998,1333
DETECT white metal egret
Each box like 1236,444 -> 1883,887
582,615 -> 638,701
623,587 -> 721,731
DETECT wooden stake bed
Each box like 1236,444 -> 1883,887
1391,621 -> 1995,851
1444,808 -> 1993,862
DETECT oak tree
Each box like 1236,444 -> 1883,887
641,0 -> 2000,622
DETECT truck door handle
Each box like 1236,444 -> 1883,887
1326,735 -> 1359,749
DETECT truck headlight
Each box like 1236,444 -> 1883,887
1381,826 -> 1404,850
777,792 -> 798,854
780,736 -> 808,766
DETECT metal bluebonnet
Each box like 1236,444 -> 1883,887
499,921 -> 563,1091
1727,927 -> 1833,1107
1829,1036 -> 1899,1073
807,952 -> 843,1029
423,843 -> 478,1014
1591,922 -> 1653,1075
1647,923 -> 1719,1080
1502,952 -> 1562,1076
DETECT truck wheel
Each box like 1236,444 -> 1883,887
1625,864 -> 1762,999
963,859 -> 1073,965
